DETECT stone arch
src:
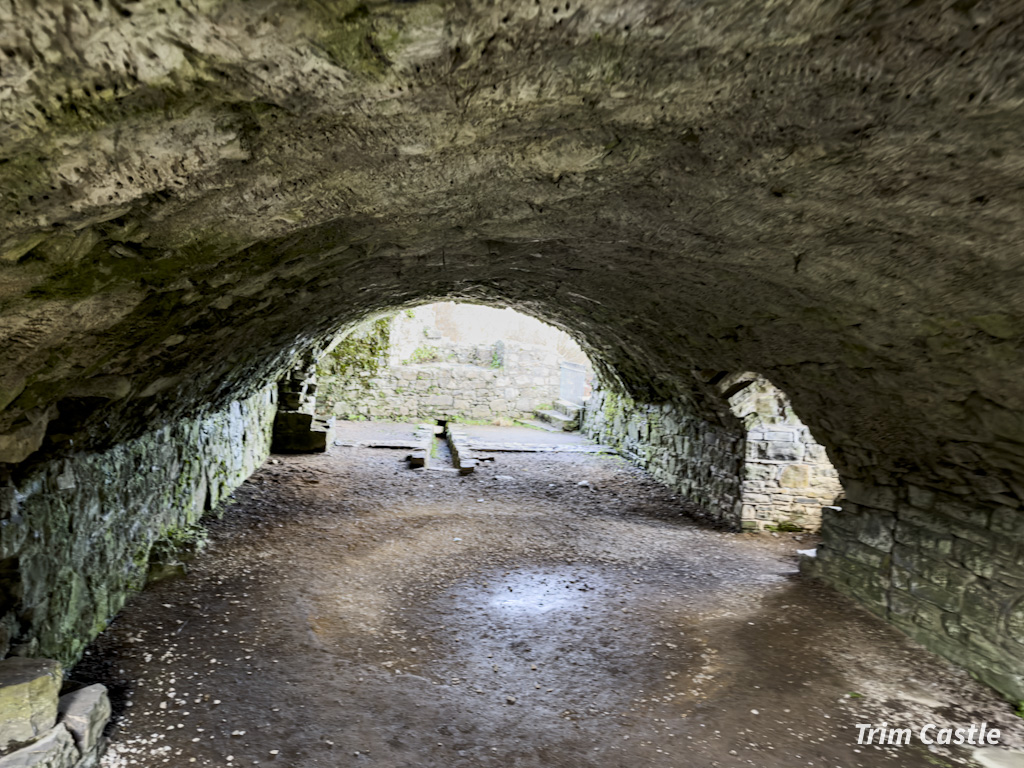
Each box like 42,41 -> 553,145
309,302 -> 594,426
721,372 -> 844,532
0,0 -> 1022,702
578,368 -> 844,532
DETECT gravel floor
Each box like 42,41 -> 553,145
74,425 -> 1024,768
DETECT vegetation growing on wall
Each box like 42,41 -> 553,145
148,523 -> 209,566
316,316 -> 393,401
404,345 -> 444,364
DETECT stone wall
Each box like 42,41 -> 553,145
806,483 -> 1024,702
0,386 -> 276,666
741,427 -> 842,530
583,376 -> 843,531
581,388 -> 746,525
728,375 -> 843,531
320,340 -> 563,423
273,349 -> 331,452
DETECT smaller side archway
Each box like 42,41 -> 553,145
723,373 -> 844,532
580,370 -> 843,533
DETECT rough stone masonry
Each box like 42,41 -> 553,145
1,0 -> 1024,707
0,657 -> 111,767
320,338 -> 565,423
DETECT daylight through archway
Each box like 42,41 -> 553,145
2,2 -> 1024,766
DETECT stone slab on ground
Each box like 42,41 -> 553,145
57,684 -> 110,758
973,748 -> 1024,768
443,422 -> 591,446
0,725 -> 78,768
514,418 -> 561,433
0,658 -> 62,754
445,424 -> 478,474
406,424 -> 435,469
358,440 -> 423,450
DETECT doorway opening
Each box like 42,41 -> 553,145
315,302 -> 595,432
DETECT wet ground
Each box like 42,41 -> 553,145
77,422 -> 1024,768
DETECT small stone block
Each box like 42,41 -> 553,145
57,684 -> 110,755
0,658 -> 63,754
146,562 -> 187,585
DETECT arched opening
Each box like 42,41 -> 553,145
722,372 -> 844,532
267,301 -> 846,534
3,1 -> 1024,762
318,302 -> 593,428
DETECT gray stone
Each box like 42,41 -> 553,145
56,684 -> 110,757
972,749 -> 1024,768
0,658 -> 62,754
778,464 -> 811,488
0,726 -> 78,768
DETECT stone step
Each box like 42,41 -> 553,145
553,399 -> 583,418
514,418 -> 561,433
535,409 -> 577,431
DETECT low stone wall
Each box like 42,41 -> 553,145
806,483 -> 1024,701
581,388 -> 745,524
321,340 -> 562,422
0,386 -> 276,666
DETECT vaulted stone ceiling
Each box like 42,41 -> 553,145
1,0 -> 1022,500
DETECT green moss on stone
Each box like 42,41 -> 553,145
319,316 -> 392,391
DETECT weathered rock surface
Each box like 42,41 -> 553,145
0,388 -> 275,664
0,0 -> 1022,500
0,725 -> 77,768
56,684 -> 110,763
0,659 -> 62,754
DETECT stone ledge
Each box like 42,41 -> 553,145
0,660 -> 111,768
0,659 -> 62,755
